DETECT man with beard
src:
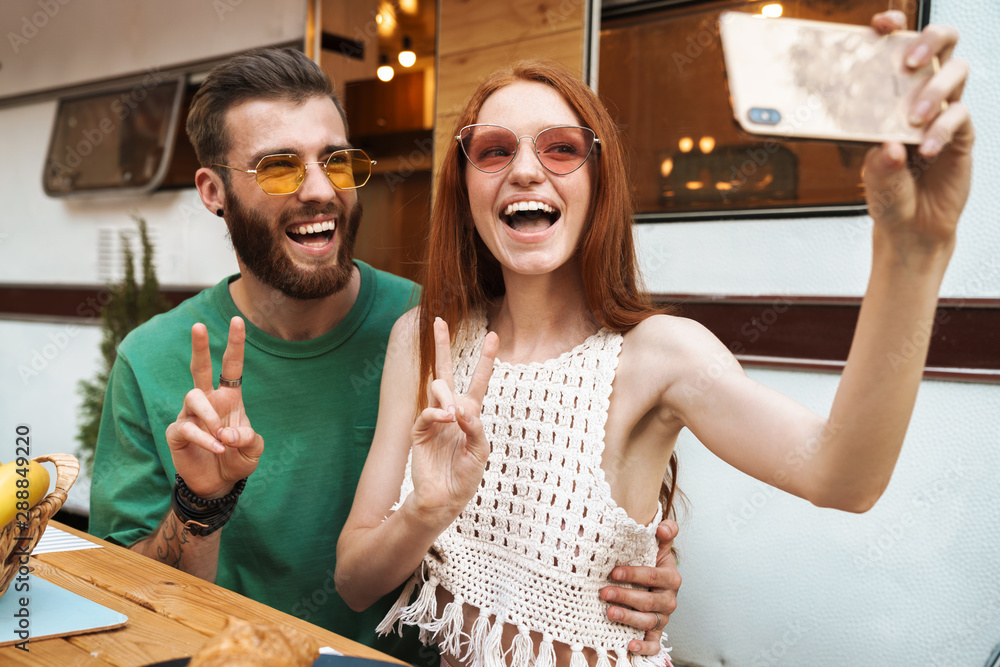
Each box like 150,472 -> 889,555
89,49 -> 680,666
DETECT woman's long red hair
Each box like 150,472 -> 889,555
417,59 -> 678,517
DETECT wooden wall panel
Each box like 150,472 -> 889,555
434,111 -> 462,183
436,31 -> 586,116
319,0 -> 380,99
355,168 -> 432,284
344,69 -> 427,137
437,0 -> 585,57
433,0 -> 588,179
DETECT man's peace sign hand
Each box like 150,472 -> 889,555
165,317 -> 263,498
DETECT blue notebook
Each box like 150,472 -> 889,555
0,574 -> 128,647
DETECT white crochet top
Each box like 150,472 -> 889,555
379,315 -> 666,667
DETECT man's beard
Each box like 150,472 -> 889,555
224,190 -> 362,300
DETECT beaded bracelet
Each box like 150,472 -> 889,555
170,474 -> 248,537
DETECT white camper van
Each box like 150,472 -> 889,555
1,1 -> 997,665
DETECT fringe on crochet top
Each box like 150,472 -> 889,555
379,313 -> 667,667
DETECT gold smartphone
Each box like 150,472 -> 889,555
718,11 -> 937,144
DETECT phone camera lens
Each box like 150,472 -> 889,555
749,107 -> 781,125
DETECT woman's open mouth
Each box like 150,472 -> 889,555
501,201 -> 561,232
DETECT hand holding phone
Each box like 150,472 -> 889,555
718,11 -> 938,144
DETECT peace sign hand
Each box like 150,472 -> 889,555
164,316 -> 264,498
409,317 -> 499,524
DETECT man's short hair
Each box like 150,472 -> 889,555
186,48 -> 348,170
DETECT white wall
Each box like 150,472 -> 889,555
650,3 -> 1000,666
0,320 -> 101,514
1,0 -> 307,99
667,372 -> 1000,666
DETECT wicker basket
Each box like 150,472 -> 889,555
0,453 -> 80,598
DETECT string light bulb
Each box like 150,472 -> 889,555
377,54 -> 394,82
398,36 -> 416,68
376,2 -> 396,36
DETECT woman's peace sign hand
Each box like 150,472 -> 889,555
164,316 -> 264,498
410,317 -> 499,522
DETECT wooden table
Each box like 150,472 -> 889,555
0,521 -> 405,666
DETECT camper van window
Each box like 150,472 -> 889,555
159,82 -> 203,190
43,76 -> 186,196
599,0 -> 927,221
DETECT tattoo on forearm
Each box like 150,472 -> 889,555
155,511 -> 191,568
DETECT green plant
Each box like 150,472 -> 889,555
76,215 -> 171,473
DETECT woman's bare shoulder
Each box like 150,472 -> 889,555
392,305 -> 421,334
387,306 -> 422,348
383,307 -> 423,376
624,313 -> 745,393
628,312 -> 730,358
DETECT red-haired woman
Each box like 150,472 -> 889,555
336,12 -> 972,667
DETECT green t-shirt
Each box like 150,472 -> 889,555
90,261 -> 431,665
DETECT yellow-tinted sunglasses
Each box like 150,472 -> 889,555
213,149 -> 376,195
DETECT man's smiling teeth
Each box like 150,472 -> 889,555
289,220 -> 336,235
504,201 -> 555,217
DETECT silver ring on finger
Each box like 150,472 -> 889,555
219,374 -> 243,388
651,611 -> 662,631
